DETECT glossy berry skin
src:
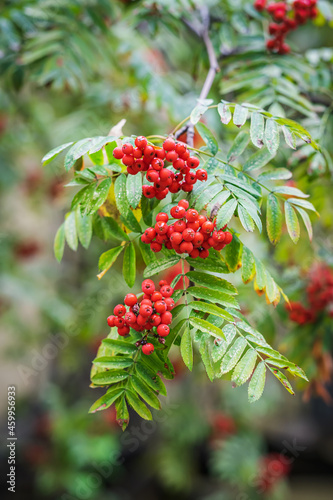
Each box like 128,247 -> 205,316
160,311 -> 173,325
196,169 -> 208,181
159,280 -> 168,287
170,232 -> 182,245
160,285 -> 174,298
155,300 -> 167,313
202,221 -> 214,234
180,241 -> 193,254
185,209 -> 199,222
155,221 -> 168,235
124,293 -> 138,306
157,324 -> 170,337
150,242 -> 162,252
113,147 -> 124,159
156,212 -> 169,223
139,304 -> 153,317
115,317 -> 125,328
170,206 -> 186,219
118,326 -> 130,336
135,136 -> 148,149
165,297 -> 175,310
182,228 -> 195,242
107,315 -> 116,327
124,312 -> 137,324
142,279 -> 155,294
224,231 -> 233,244
186,156 -> 200,169
142,343 -> 155,355
114,304 -> 126,316
178,199 -> 189,209
146,170 -> 159,183
122,143 -> 133,155
163,138 -> 176,151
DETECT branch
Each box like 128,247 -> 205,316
184,7 -> 219,147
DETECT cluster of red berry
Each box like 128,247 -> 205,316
140,199 -> 233,258
254,0 -> 318,54
107,279 -> 175,355
112,136 -> 207,200
287,265 -> 333,324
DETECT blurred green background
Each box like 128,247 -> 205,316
1,1 -> 333,499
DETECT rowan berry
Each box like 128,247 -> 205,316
160,285 -> 174,298
113,147 -> 124,159
170,206 -> 186,219
173,158 -> 185,170
143,145 -> 155,158
165,150 -> 178,163
142,343 -> 154,355
118,326 -> 130,336
174,220 -> 187,232
180,241 -> 193,254
139,305 -> 153,317
155,300 -> 167,313
186,156 -> 200,169
142,279 -> 155,294
149,314 -> 161,327
124,312 -> 137,324
135,136 -> 148,149
202,221 -> 214,233
122,143 -> 133,155
160,311 -> 173,325
165,297 -> 175,310
142,185 -> 156,198
122,155 -> 134,167
182,228 -> 195,242
159,280 -> 168,287
157,324 -> 170,337
163,138 -> 176,151
133,147 -> 143,159
151,158 -> 164,170
190,248 -> 200,258
196,169 -> 208,181
185,209 -> 199,222
193,232 -> 204,247
150,242 -> 162,252
155,148 -> 166,160
107,315 -> 116,327
159,168 -> 172,181
151,291 -> 163,302
115,317 -> 125,327
114,304 -> 126,316
124,293 -> 138,306
199,249 -> 210,259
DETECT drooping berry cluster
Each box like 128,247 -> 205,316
113,136 -> 207,200
141,198 -> 233,258
287,265 -> 333,324
254,0 -> 318,54
107,279 -> 175,354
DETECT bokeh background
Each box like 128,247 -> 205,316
1,1 -> 333,499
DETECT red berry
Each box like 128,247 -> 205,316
155,148 -> 166,160
187,221 -> 200,231
142,279 -> 155,294
193,232 -> 204,247
212,230 -> 226,243
143,145 -> 155,158
115,317 -> 125,328
122,155 -> 134,167
175,143 -> 187,155
151,291 -> 163,302
160,285 -> 174,298
124,312 -> 137,324
186,156 -> 200,169
142,343 -> 154,355
190,248 -> 200,258
151,158 -> 164,170
149,314 -> 161,327
165,297 -> 175,310
133,147 -> 143,159
199,249 -> 209,259
135,136 -> 148,149
185,171 -> 197,184
198,215 -> 207,226
155,300 -> 167,313
163,138 -> 176,151
169,181 -> 181,193
146,170 -> 159,183
159,168 -> 172,181
142,185 -> 156,199
160,311 -> 173,325
173,158 -> 185,170
139,304 -> 153,317
170,206 -> 186,219
113,147 -> 124,159
180,241 -> 193,254
174,220 -> 186,232
107,315 -> 116,327
159,280 -> 168,287
202,221 -> 214,234
165,150 -> 178,162
124,293 -> 138,306
155,221 -> 168,234
141,298 -> 152,305
182,228 -> 195,242
155,188 -> 168,200
150,242 -> 162,252
157,324 -> 170,337
170,232 -> 183,245
122,143 -> 133,155
178,199 -> 189,209
156,212 -> 169,223
118,326 -> 130,336
196,169 -> 208,181
114,304 -> 126,316
185,209 -> 199,222
224,231 -> 233,244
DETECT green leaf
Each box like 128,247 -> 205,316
89,136 -> 117,154
42,141 -> 74,165
196,122 -> 218,155
216,199 -> 238,228
87,178 -> 112,214
232,349 -> 257,386
295,206 -> 313,241
258,168 -> 292,182
123,243 -> 136,287
225,236 -> 242,273
188,301 -> 234,321
115,395 -> 129,430
190,104 -> 209,124
99,217 -> 129,241
281,125 -> 296,149
130,375 -> 161,410
126,173 -> 142,209
220,337 -> 247,374
93,357 -> 133,369
266,194 -> 283,245
135,362 -> 167,396
139,239 -> 157,266
64,139 -> 93,171
227,131 -> 250,162
189,317 -> 226,340
243,148 -> 273,172
233,104 -> 248,127
75,206 -> 92,249
91,370 -> 129,386
189,287 -> 239,309
102,339 -> 138,355
254,257 -> 266,291
264,119 -> 280,155
284,201 -> 300,244
250,112 -> 265,148
287,198 -> 317,213
238,205 -> 255,232
64,211 -> 78,251
186,271 -> 237,295
143,256 -> 180,278
271,369 -> 295,395
180,325 -> 193,371
120,211 -> 142,234
241,246 -> 255,284
186,256 -> 229,274
98,245 -> 125,272
54,223 -> 65,262
217,102 -> 232,124
114,173 -> 130,215
248,362 -> 266,403
125,390 -> 152,420
273,186 -> 309,198
88,388 -> 124,413
199,337 -> 215,381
